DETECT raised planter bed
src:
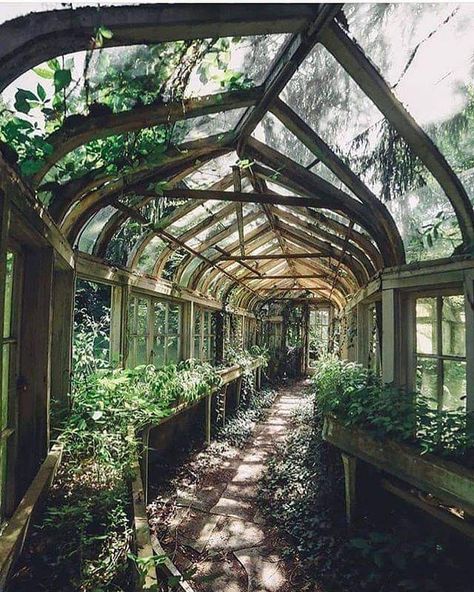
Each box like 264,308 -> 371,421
0,443 -> 63,588
322,416 -> 474,529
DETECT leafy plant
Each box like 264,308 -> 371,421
312,354 -> 474,463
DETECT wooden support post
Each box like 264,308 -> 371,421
341,452 -> 357,527
110,284 -> 125,367
50,263 -> 75,431
205,393 -> 212,446
465,271 -> 474,416
17,248 -> 54,501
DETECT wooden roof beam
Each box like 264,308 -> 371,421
33,87 -> 263,186
0,4 -> 319,92
235,3 -> 342,139
270,98 -> 405,264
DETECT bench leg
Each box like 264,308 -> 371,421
341,453 -> 357,526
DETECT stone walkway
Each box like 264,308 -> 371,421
153,381 -> 306,592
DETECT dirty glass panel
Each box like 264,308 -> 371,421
252,112 -> 315,166
173,108 -> 246,143
443,360 -> 467,410
416,357 -> 438,406
416,298 -> 437,355
345,4 -> 474,174
442,295 -> 466,357
77,206 -> 117,254
153,301 -> 167,335
152,336 -> 165,367
137,236 -> 166,273
3,252 -> 14,339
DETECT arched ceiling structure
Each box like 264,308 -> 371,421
1,3 -> 473,312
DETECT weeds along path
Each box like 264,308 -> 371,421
147,380 -> 309,592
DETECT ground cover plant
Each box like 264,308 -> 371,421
257,384 -> 474,592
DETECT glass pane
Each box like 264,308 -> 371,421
166,335 -> 179,364
194,307 -> 202,335
2,345 -> 10,430
168,304 -> 181,335
442,295 -> 465,357
153,336 -> 165,368
443,360 -> 466,411
136,336 -> 148,366
153,301 -> 167,335
209,337 -> 216,364
136,299 -> 148,335
194,336 -> 202,360
416,357 -> 438,407
416,297 -> 437,354
3,252 -> 14,339
128,297 -> 136,334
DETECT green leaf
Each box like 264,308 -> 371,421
91,410 -> 104,421
98,26 -> 113,39
33,66 -> 54,79
14,89 -> 37,104
53,69 -> 72,93
20,159 -> 44,176
36,83 -> 46,101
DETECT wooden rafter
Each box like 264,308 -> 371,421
270,98 -> 405,264
0,4 -> 318,92
235,3 -> 342,139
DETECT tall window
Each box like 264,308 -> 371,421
193,307 -> 215,363
415,294 -> 466,410
310,308 -> 330,356
128,295 -> 182,367
1,250 -> 20,516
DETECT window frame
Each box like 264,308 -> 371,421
128,293 -> 182,367
411,288 -> 467,411
1,243 -> 22,519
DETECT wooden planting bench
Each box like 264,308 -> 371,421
133,358 -> 264,591
322,416 -> 474,539
0,443 -> 63,588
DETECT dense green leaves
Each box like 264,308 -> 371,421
312,355 -> 474,462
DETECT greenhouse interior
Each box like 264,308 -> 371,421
0,1 -> 474,590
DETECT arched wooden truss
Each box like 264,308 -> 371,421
2,3 -> 474,312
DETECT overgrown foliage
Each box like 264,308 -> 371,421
10,316 -> 222,592
258,384 -> 474,592
312,355 -> 474,463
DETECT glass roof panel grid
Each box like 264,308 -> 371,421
184,152 -> 239,189
137,236 -> 166,273
252,112 -> 316,167
77,205 -> 117,253
105,217 -> 146,266
172,108 -> 247,143
167,202 -> 228,234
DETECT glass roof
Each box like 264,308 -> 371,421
2,3 -> 474,304
345,3 -> 474,174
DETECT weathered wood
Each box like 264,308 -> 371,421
233,166 -> 246,257
235,4 -> 342,138
33,88 -> 263,185
381,478 -> 474,540
270,99 -> 405,265
0,443 -> 62,590
321,21 -> 474,248
163,187 -> 331,208
17,248 -> 54,500
0,5 -> 318,92
341,453 -> 357,527
245,142 -> 399,266
219,253 -> 323,260
323,417 -> 474,516
50,264 -> 75,430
